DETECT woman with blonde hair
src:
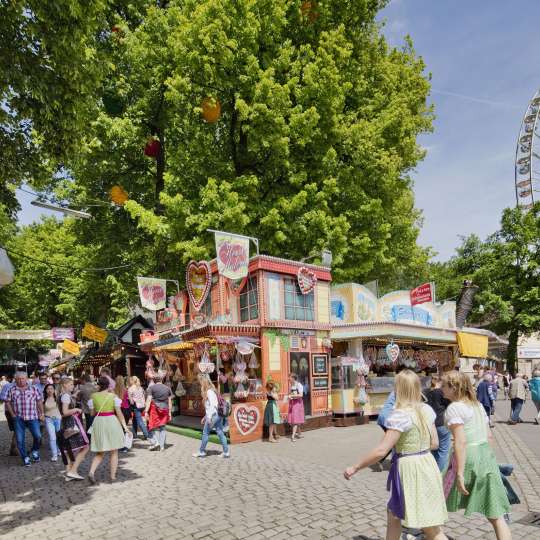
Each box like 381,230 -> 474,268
128,376 -> 149,439
115,376 -> 131,452
441,371 -> 511,540
192,374 -> 230,458
344,369 -> 448,540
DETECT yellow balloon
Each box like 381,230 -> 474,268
110,185 -> 128,205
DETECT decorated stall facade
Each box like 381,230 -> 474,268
331,283 -> 458,419
153,254 -> 332,444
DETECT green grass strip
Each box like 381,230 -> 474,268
166,424 -> 224,444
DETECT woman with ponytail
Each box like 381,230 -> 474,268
344,370 -> 448,540
441,371 -> 511,540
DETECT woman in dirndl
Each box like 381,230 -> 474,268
344,370 -> 448,540
264,381 -> 281,442
87,376 -> 128,484
58,377 -> 89,481
287,373 -> 304,442
441,371 -> 511,540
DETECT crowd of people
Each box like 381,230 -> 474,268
0,367 -> 180,481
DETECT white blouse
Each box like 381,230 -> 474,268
445,401 -> 489,426
385,404 -> 436,432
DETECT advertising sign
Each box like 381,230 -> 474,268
51,327 -> 75,341
62,339 -> 80,355
214,231 -> 249,280
137,276 -> 167,311
410,283 -> 434,306
82,322 -> 108,344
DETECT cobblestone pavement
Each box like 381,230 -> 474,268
1,407 -> 540,540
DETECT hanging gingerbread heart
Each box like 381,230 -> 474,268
386,342 -> 400,364
186,260 -> 212,311
297,266 -> 317,294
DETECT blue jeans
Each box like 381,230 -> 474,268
44,416 -> 61,458
511,398 -> 524,422
132,407 -> 149,439
151,425 -> 166,449
13,417 -> 41,462
432,425 -> 451,472
200,414 -> 229,454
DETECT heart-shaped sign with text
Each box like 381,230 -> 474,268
234,404 -> 260,436
186,260 -> 212,311
297,266 -> 317,295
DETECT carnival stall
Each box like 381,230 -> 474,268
331,283 -> 458,419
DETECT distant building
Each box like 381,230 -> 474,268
518,333 -> 540,377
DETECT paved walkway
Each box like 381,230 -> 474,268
1,407 -> 539,540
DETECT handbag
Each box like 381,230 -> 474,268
124,431 -> 134,449
62,422 -> 80,439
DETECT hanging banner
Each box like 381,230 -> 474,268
186,260 -> 212,311
0,248 -> 15,286
137,276 -> 167,311
410,283 -> 434,306
82,322 -> 108,344
62,339 -> 80,355
51,327 -> 75,341
214,231 -> 250,280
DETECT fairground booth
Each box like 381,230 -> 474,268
330,283 -> 459,424
139,233 -> 332,444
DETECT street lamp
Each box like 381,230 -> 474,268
31,200 -> 92,219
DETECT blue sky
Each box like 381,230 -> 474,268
17,1 -> 540,260
378,0 -> 540,260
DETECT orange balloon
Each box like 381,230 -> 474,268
110,185 -> 128,205
201,97 -> 221,123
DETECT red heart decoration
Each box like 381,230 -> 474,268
186,260 -> 212,311
234,405 -> 259,436
218,242 -> 248,273
142,285 -> 165,305
297,266 -> 317,295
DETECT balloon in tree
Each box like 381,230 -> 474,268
109,185 -> 128,205
201,97 -> 221,123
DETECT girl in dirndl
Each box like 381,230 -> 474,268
441,371 -> 511,540
58,378 -> 89,481
264,381 -> 281,442
287,373 -> 304,442
344,370 -> 448,540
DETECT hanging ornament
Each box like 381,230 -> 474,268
297,266 -> 317,294
144,137 -> 160,158
234,381 -> 249,399
248,351 -> 259,369
201,97 -> 221,123
186,260 -> 212,311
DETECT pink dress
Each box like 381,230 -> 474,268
287,382 -> 305,425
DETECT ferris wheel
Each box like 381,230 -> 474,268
515,89 -> 540,209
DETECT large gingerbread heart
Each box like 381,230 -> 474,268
297,266 -> 317,295
234,404 -> 260,436
186,260 -> 211,311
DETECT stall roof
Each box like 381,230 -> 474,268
331,321 -> 457,344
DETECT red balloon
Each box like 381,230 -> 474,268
144,138 -> 160,158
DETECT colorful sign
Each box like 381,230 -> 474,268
215,231 -> 250,280
82,322 -> 108,343
410,283 -> 434,306
137,276 -> 167,311
62,339 -> 80,355
51,327 -> 75,341
186,260 -> 211,311
297,266 -> 317,295
518,346 -> 540,359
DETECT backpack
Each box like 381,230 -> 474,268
217,393 -> 232,417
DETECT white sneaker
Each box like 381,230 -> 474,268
192,451 -> 207,458
221,451 -> 231,458
51,456 -> 58,462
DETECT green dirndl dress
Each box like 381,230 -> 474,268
445,402 -> 510,518
263,394 -> 281,426
89,392 -> 125,452
386,405 -> 448,529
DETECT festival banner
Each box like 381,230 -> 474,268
137,276 -> 167,311
214,231 -> 250,280
62,339 -> 80,355
51,327 -> 75,341
82,322 -> 108,344
410,283 -> 434,306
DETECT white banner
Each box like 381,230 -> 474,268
0,248 -> 15,286
215,231 -> 250,280
137,276 -> 167,311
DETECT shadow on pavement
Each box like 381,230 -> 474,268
0,417 -> 141,536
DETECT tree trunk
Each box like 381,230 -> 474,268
507,327 -> 519,376
155,127 -> 165,214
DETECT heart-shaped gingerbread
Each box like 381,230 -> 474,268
234,404 -> 260,436
297,266 -> 317,295
186,260 -> 212,311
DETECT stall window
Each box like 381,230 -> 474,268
240,276 -> 258,322
284,278 -> 314,321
